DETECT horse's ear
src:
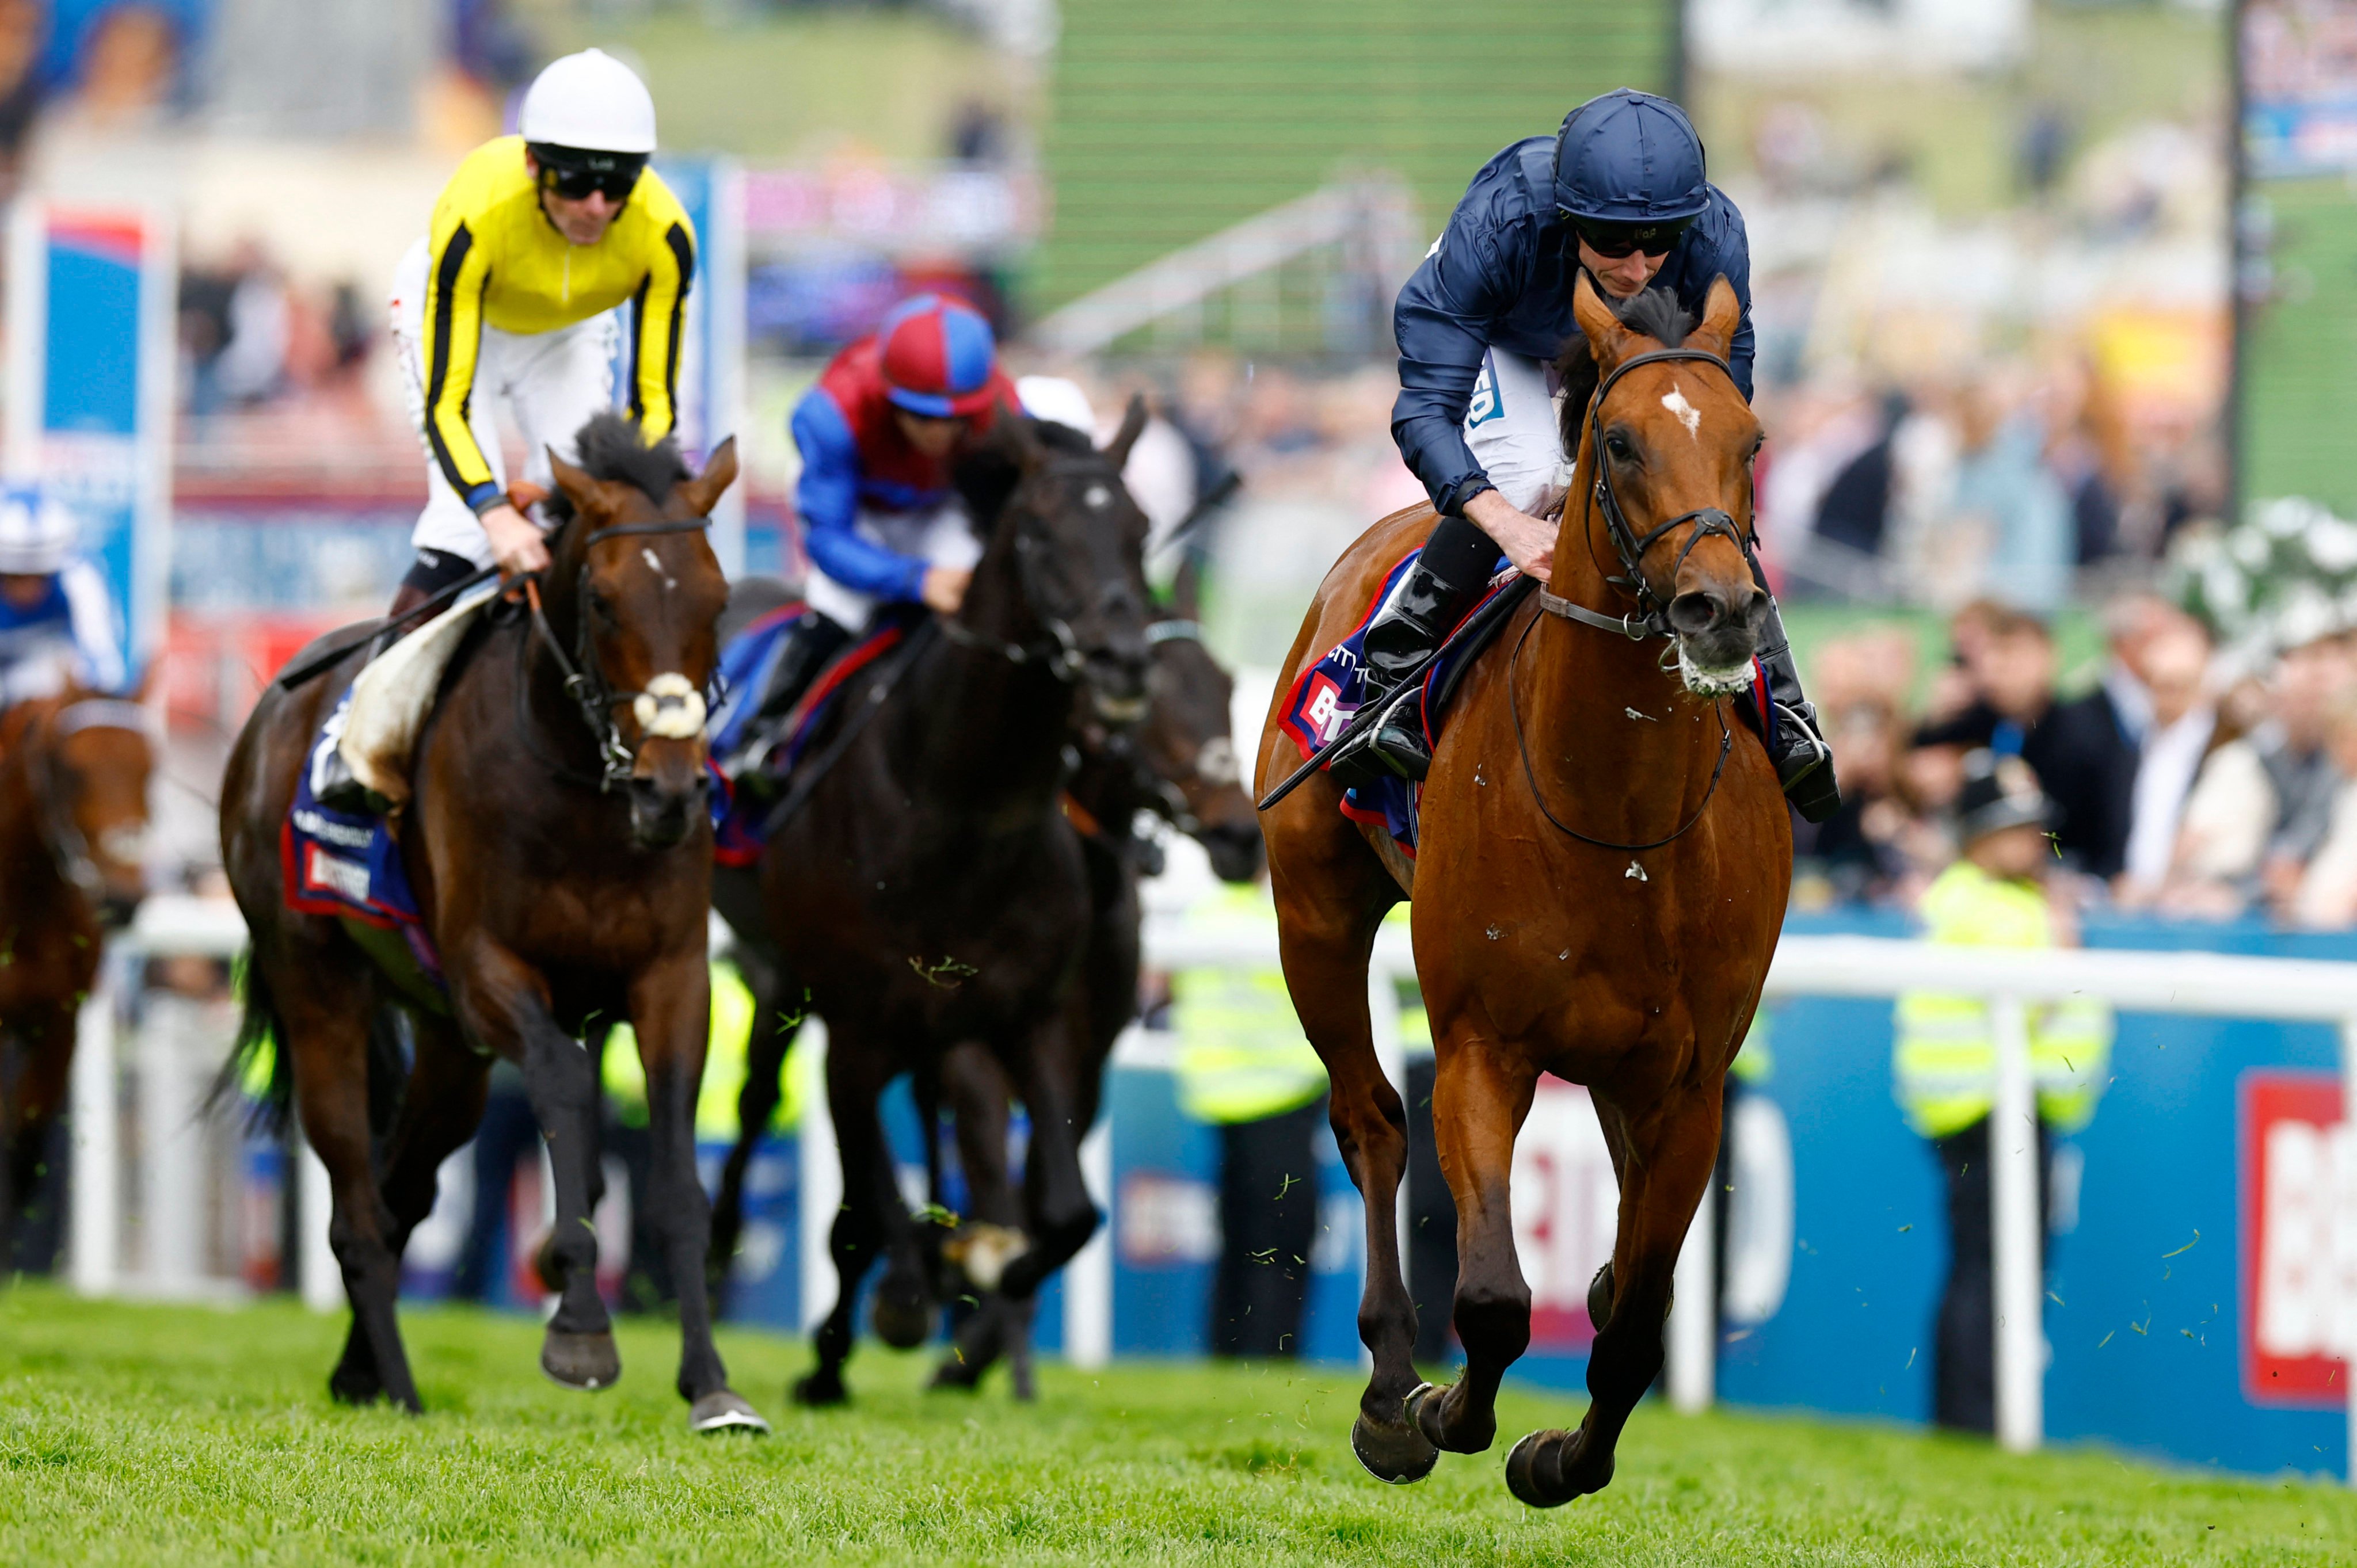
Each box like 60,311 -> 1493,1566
1102,393 -> 1149,471
548,448 -> 623,518
999,400 -> 1048,468
1170,551 -> 1202,620
677,436 -> 739,518
1572,271 -> 1635,375
1693,276 -> 1742,363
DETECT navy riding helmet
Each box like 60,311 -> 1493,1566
1554,87 -> 1709,252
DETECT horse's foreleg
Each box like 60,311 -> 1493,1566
930,1042 -> 1019,1391
0,1004 -> 74,1267
1410,1037 -> 1539,1458
794,1032 -> 897,1406
1506,1076 -> 1722,1508
629,951 -> 765,1433
452,942 -> 618,1392
1274,894 -> 1430,1484
995,1020 -> 1100,1303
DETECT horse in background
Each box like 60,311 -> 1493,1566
707,405 -> 1153,1407
0,687 -> 153,1268
1255,276 -> 1789,1505
218,414 -> 764,1432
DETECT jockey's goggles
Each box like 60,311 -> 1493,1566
531,145 -> 647,203
1564,213 -> 1695,260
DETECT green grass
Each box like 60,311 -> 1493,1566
2,1285 -> 2352,1565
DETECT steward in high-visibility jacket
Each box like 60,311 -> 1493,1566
600,960 -> 795,1141
1172,884 -> 1329,1126
1892,857 -> 2114,1138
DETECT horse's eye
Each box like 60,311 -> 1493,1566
1605,432 -> 1635,462
588,591 -> 616,625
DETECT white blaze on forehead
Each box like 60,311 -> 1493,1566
634,672 -> 707,739
1661,384 -> 1703,439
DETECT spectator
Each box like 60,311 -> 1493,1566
1916,606 -> 2139,880
2289,684 -> 2357,929
1893,752 -> 2113,1434
2116,614 -> 2217,905
1952,387 -> 2073,614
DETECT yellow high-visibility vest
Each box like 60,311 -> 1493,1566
600,960 -> 794,1140
1893,860 -> 2113,1139
1173,885 -> 1330,1125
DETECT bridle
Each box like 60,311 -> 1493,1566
517,512 -> 715,793
936,455 -> 1137,685
1537,345 -> 1750,642
1515,343 -> 1751,853
28,698 -> 153,900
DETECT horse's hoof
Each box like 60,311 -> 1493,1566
1404,1380 -> 1445,1443
688,1389 -> 770,1435
540,1329 -> 621,1391
1587,1263 -> 1615,1333
870,1292 -> 932,1350
928,1356 -> 984,1391
327,1365 -> 383,1407
791,1371 -> 848,1407
1351,1413 -> 1440,1485
1505,1429 -> 1612,1507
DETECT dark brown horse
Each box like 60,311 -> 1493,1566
707,406 -> 1152,1406
1256,276 -> 1788,1505
219,414 -> 763,1430
921,559 -> 1265,1395
0,688 -> 153,1263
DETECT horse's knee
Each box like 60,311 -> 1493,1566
1452,1275 -> 1532,1361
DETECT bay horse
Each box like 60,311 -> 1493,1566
921,558 -> 1265,1395
218,414 -> 764,1430
707,406 -> 1153,1406
0,687 -> 153,1266
1255,275 -> 1789,1505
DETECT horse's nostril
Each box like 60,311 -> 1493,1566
1667,591 -> 1725,637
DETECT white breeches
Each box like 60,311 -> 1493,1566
1464,348 -> 1572,516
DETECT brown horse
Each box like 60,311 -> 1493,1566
0,688 -> 153,1264
219,415 -> 763,1430
921,560 -> 1265,1395
1255,276 -> 1789,1505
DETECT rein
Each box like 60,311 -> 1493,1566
516,513 -> 715,794
1511,342 -> 1747,851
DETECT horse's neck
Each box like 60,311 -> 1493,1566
896,549 -> 1075,823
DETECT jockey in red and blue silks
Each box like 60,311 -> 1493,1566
743,294 -> 1018,753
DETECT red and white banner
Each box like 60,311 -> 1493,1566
2240,1071 -> 2357,1406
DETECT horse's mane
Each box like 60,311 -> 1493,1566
1555,286 -> 1700,455
953,415 -> 1102,527
543,411 -> 691,525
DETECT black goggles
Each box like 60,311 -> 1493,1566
1565,213 -> 1695,260
532,147 -> 646,203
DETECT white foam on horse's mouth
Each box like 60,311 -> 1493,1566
1677,644 -> 1757,697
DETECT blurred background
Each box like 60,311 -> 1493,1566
21,0 -> 2357,1479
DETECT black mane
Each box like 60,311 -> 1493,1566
1556,286 -> 1702,452
954,415 -> 1105,526
544,411 -> 691,524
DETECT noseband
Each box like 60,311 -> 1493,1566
519,513 -> 714,793
1539,345 -> 1750,642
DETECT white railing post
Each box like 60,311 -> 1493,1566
298,1139 -> 339,1311
1989,993 -> 2043,1453
1668,1175 -> 1716,1413
1065,1111 -> 1114,1368
68,974 -> 118,1295
136,994 -> 207,1294
797,1021 -> 839,1334
2341,1014 -> 2357,1489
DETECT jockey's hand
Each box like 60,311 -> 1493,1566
1463,489 -> 1553,584
482,503 -> 551,577
922,564 -> 972,615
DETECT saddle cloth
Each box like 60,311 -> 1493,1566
710,609 -> 912,867
1276,548 -> 1530,858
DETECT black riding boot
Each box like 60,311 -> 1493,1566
1756,597 -> 1840,823
728,613 -> 852,787
1329,514 -> 1497,786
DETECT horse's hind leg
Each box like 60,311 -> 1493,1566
376,1008 -> 489,1256
1506,1077 -> 1722,1507
0,1004 -> 74,1268
1406,1037 -> 1539,1458
1270,860 -> 1429,1483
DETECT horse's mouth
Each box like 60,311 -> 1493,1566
1093,692 -> 1149,724
1676,642 -> 1757,697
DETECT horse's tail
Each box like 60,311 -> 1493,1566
209,948 -> 294,1135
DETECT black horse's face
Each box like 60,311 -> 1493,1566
551,439 -> 738,850
1141,636 -> 1262,883
999,406 -> 1154,723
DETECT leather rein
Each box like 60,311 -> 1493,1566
514,513 -> 715,793
1512,344 -> 1749,853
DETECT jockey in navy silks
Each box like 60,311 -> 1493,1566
0,486 -> 128,707
1341,87 -> 1838,821
741,295 -> 1019,744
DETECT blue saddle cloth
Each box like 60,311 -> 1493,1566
286,693 -> 441,983
1276,547 -> 1523,858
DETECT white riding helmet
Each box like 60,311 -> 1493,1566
518,48 -> 657,155
0,487 -> 77,575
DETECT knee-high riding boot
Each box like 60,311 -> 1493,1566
1756,595 -> 1841,822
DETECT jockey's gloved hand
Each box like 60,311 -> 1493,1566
483,502 -> 551,577
921,564 -> 972,616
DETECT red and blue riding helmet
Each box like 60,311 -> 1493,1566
877,294 -> 1000,419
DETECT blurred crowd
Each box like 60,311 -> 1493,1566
1799,595 -> 2357,929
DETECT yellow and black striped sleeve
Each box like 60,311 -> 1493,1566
627,216 -> 695,441
418,216 -> 501,512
